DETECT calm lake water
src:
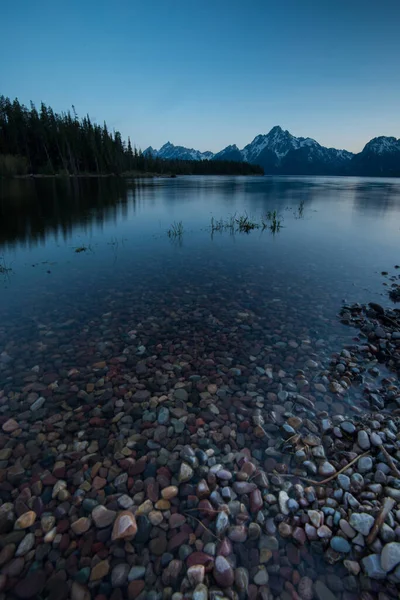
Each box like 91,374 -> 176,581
1,175 -> 400,598
1,175 -> 399,349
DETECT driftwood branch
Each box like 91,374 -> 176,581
366,497 -> 396,546
380,445 -> 400,478
278,451 -> 370,485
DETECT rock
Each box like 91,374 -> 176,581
357,430 -> 370,450
337,474 -> 350,491
349,513 -> 374,536
192,584 -> 208,600
215,511 -> 229,536
174,388 -> 188,401
213,556 -> 234,588
178,462 -> 194,482
71,582 -> 91,600
112,511 -> 137,541
90,559 -> 110,581
319,462 -> 336,476
92,505 -> 116,528
253,567 -> 268,585
314,580 -> 338,600
344,560 -> 360,576
235,567 -> 249,592
298,576 -> 314,600
162,486 -> 178,500
358,456 -> 373,473
13,570 -> 46,598
30,397 -> 45,411
308,510 -> 322,528
71,517 -> 91,535
14,511 -> 36,529
278,490 -> 289,515
370,432 -> 383,446
187,565 -> 205,586
128,580 -> 145,599
2,419 -> 19,433
330,536 -> 351,553
111,564 -> 130,587
128,566 -> 146,581
15,533 -> 35,556
380,542 -> 400,572
228,525 -> 247,542
361,553 -> 388,579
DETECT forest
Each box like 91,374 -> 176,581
0,96 -> 263,177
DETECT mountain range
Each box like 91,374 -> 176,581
145,126 -> 400,177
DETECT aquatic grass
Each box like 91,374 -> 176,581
0,258 -> 12,274
167,221 -> 184,238
210,214 -> 237,234
235,212 -> 258,233
262,210 -> 283,232
297,200 -> 305,218
74,245 -> 89,253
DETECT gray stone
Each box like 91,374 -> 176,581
370,432 -> 383,447
338,474 -> 350,491
278,491 -> 289,515
380,542 -> 400,572
178,462 -> 194,483
16,533 -> 35,556
128,565 -> 146,581
174,388 -> 188,401
314,580 -> 338,600
111,563 -> 130,587
349,513 -> 374,536
192,584 -> 208,600
358,456 -> 373,473
357,430 -> 370,450
341,421 -> 355,434
319,462 -> 336,476
253,567 -> 269,585
361,553 -> 387,579
30,397 -> 45,411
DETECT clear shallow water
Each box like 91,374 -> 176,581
1,175 -> 400,598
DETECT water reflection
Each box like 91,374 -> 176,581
1,176 -> 400,251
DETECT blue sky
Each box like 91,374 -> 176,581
1,0 -> 399,153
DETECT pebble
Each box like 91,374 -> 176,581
361,553 -> 388,579
330,536 -> 351,553
349,512 -> 374,536
112,511 -> 137,541
14,511 -> 36,529
213,556 -> 234,587
380,542 -> 400,572
357,430 -> 370,450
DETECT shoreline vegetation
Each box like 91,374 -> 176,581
0,95 -> 263,178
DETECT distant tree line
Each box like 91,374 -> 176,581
0,96 -> 263,177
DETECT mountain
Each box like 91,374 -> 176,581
212,144 -> 243,162
146,128 -> 400,176
350,136 -> 400,177
144,142 -> 214,161
240,126 -> 354,174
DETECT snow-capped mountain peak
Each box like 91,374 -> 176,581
144,142 -> 214,161
363,136 -> 400,154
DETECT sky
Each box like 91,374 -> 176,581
1,0 -> 400,153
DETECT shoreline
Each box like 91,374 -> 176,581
0,275 -> 399,598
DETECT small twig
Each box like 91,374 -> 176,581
366,497 -> 396,546
184,513 -> 221,540
277,451 -> 370,485
185,507 -> 226,515
380,445 -> 400,478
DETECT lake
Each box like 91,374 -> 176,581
0,175 -> 399,599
